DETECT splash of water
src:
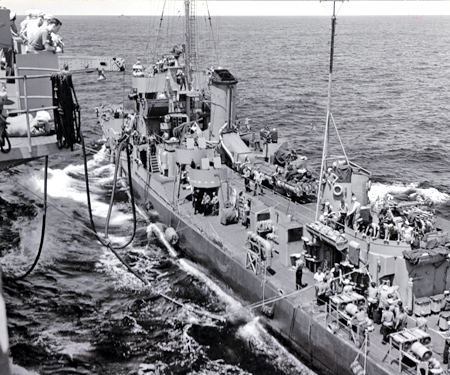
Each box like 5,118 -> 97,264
369,182 -> 449,204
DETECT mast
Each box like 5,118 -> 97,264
315,0 -> 338,221
184,1 -> 191,90
184,0 -> 196,91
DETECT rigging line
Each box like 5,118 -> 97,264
4,156 -> 49,281
336,0 -> 347,17
330,112 -> 349,163
153,1 -> 165,62
205,1 -> 219,66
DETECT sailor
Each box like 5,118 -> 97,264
20,9 -> 33,39
365,221 -> 380,239
253,169 -> 264,196
400,221 -> 413,242
343,278 -> 353,294
313,268 -> 325,284
330,263 -> 342,293
378,284 -> 390,312
25,10 -> 45,43
201,192 -> 211,216
243,167 -> 251,193
176,69 -> 186,90
28,18 -> 62,53
236,191 -> 244,221
444,337 -> 450,364
351,306 -> 368,335
193,189 -> 200,214
210,192 -> 219,216
243,199 -> 251,228
44,13 -> 64,53
337,198 -> 348,230
367,282 -> 378,319
317,274 -> 332,305
245,118 -> 251,131
395,304 -> 407,331
346,196 -> 361,230
323,201 -> 335,224
2,11 -> 18,79
416,311 -> 428,331
380,305 -> 395,344
149,134 -> 156,155
295,257 -> 305,290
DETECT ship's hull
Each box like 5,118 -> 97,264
120,160 -> 391,375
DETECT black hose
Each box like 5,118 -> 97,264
80,132 -> 142,281
6,156 -> 49,280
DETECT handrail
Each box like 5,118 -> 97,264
7,106 -> 58,116
0,73 -> 57,80
3,72 -> 57,151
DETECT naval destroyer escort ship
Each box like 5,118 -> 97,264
96,1 -> 450,374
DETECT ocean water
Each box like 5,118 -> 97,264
2,12 -> 450,375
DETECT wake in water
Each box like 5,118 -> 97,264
3,143 -> 450,374
369,181 -> 449,205
2,148 -> 315,375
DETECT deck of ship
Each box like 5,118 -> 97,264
152,166 -> 450,374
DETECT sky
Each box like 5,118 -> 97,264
2,0 -> 450,17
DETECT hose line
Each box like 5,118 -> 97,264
6,156 -> 49,280
80,132 -> 142,281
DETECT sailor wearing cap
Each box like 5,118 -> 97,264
20,9 -> 33,36
24,10 -> 45,42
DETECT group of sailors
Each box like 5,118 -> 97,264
306,263 -> 430,347
366,282 -> 411,344
19,9 -> 63,53
1,8 -> 63,79
321,195 -> 434,246
192,190 -> 219,216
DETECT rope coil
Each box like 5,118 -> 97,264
51,72 -> 81,150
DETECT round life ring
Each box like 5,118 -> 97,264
333,184 -> 343,196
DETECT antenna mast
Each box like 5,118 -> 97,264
315,0 -> 338,221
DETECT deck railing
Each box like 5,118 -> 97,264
1,73 -> 57,152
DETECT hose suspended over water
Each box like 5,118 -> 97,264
80,132 -> 142,282
6,156 -> 49,280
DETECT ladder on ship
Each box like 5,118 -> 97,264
150,153 -> 160,173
